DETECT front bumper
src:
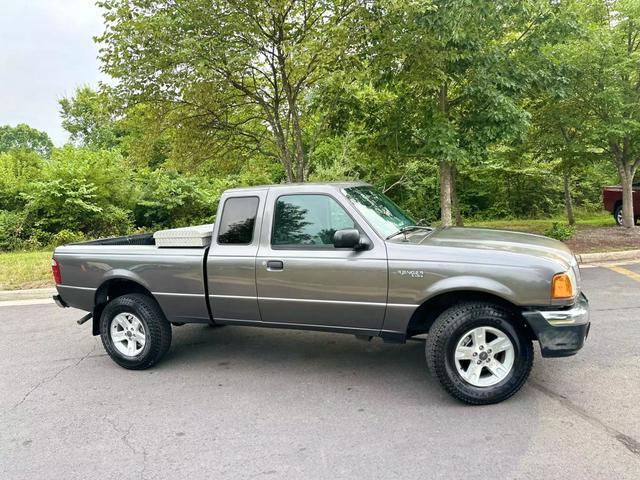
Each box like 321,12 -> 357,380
522,293 -> 590,358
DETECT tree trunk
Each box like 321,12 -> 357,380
451,165 -> 463,226
276,39 -> 305,183
562,169 -> 575,226
620,164 -> 636,228
290,109 -> 306,182
438,83 -> 453,227
439,160 -> 453,227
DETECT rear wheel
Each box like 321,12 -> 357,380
614,204 -> 624,226
425,302 -> 533,405
100,294 -> 172,370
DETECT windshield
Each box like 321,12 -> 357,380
343,186 -> 416,238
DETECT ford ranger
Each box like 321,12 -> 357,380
52,182 -> 590,404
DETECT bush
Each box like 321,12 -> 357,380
20,147 -> 135,239
50,229 -> 86,247
0,210 -> 27,251
133,170 -> 223,229
0,150 -> 43,210
544,222 -> 576,241
23,178 -> 132,236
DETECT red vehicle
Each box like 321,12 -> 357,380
603,184 -> 640,225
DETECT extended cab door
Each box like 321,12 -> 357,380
207,188 -> 267,323
255,185 -> 388,333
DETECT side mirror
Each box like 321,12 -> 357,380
333,229 -> 369,250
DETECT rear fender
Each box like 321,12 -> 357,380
91,271 -> 154,335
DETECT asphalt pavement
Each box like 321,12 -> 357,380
1,263 -> 639,479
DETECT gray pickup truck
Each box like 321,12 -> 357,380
52,182 -> 590,404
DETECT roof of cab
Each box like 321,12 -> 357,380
223,181 -> 370,193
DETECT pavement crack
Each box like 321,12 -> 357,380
531,381 -> 640,458
10,342 -> 97,411
103,414 -> 149,479
104,414 -> 137,453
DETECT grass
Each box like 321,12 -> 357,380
0,250 -> 53,290
465,211 -> 615,235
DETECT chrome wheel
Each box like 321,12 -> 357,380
110,312 -> 146,357
454,326 -> 515,387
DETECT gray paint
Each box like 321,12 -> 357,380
53,182 -> 587,355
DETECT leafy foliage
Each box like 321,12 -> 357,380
59,87 -> 126,150
544,222 -> 576,241
133,170 -> 222,229
4,1 -> 640,251
97,0 -> 361,181
0,210 -> 27,251
0,124 -> 53,158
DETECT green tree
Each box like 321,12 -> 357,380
97,0 -> 361,182
59,86 -> 126,150
562,0 -> 640,228
0,124 -> 53,158
350,0 -> 562,226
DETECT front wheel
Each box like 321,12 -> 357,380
425,302 -> 533,405
100,293 -> 172,370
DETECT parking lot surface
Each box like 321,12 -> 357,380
1,263 -> 639,479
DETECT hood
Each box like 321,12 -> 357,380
396,227 -> 576,269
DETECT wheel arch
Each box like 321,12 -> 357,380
92,276 -> 156,336
405,289 -> 534,340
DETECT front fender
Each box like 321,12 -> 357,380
418,275 -> 518,305
381,275 -> 520,335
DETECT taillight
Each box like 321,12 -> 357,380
51,258 -> 61,284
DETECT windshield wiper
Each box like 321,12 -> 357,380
385,225 -> 433,240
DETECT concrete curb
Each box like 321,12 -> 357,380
576,249 -> 640,265
0,287 -> 56,302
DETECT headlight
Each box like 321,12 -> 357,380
551,271 -> 575,300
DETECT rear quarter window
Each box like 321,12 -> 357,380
217,196 -> 259,244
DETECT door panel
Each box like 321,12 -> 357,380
207,191 -> 266,322
256,190 -> 388,331
207,255 -> 260,322
256,253 -> 387,329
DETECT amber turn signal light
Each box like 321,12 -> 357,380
551,272 -> 573,299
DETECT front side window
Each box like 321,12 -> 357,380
272,194 -> 355,247
217,196 -> 259,244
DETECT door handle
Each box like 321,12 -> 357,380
266,260 -> 284,271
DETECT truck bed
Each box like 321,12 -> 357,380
76,233 -> 156,246
73,223 -> 215,248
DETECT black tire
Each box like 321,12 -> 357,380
614,204 -> 624,226
425,302 -> 533,405
100,293 -> 172,370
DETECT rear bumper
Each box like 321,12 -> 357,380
53,294 -> 68,308
522,293 -> 590,358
